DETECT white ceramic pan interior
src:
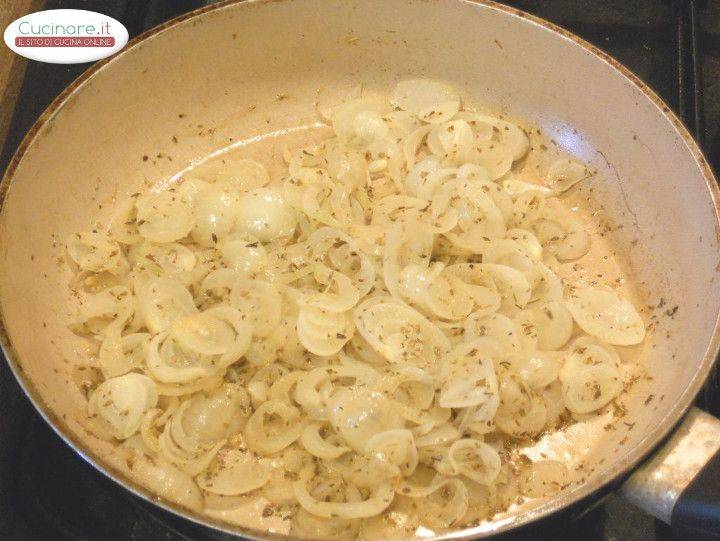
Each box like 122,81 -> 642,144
0,0 -> 719,538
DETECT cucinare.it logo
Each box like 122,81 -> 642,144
3,9 -> 128,64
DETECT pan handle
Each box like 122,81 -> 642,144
620,406 -> 720,539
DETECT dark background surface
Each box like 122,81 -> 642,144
0,1 -> 717,539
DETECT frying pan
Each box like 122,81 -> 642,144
1,0 -> 720,538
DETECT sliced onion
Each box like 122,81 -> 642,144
566,286 -> 645,345
229,278 -> 281,338
72,286 -> 134,336
294,478 -> 395,519
329,388 -> 403,453
559,337 -> 623,413
136,189 -> 195,243
196,446 -> 270,496
98,331 -> 149,378
128,455 -> 203,511
137,277 -> 197,334
366,429 -> 418,477
515,350 -> 563,389
297,306 -> 354,356
218,233 -> 267,274
190,181 -> 241,247
547,158 -> 592,194
88,373 -> 158,440
328,94 -> 391,140
300,422 -> 350,460
391,79 -> 460,124
447,438 -> 501,485
170,305 -> 251,367
234,188 -> 297,242
354,296 -> 450,370
244,399 -> 303,455
532,300 -> 574,350
398,476 -> 468,529
109,197 -> 142,244
494,367 -> 547,438
439,339 -> 500,411
216,158 -> 270,192
67,232 -> 128,274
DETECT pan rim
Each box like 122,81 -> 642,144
0,0 -> 718,538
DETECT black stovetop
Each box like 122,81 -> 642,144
1,1 -> 718,540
